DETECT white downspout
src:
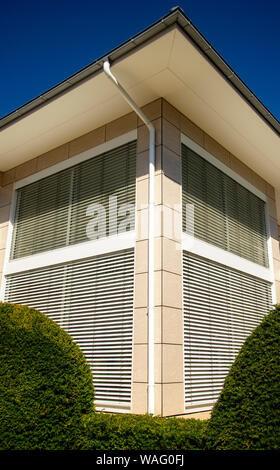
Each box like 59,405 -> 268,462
103,60 -> 155,415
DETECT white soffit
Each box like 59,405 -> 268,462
0,29 -> 176,170
168,29 -> 279,189
0,25 -> 279,195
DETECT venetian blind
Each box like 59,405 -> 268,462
11,141 -> 136,259
5,249 -> 135,408
182,144 -> 268,267
183,251 -> 272,409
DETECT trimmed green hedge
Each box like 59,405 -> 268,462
5,300 -> 279,450
77,412 -> 208,450
206,305 -> 280,450
0,302 -> 95,450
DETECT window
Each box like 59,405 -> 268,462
183,251 -> 272,409
11,141 -> 136,259
4,135 -> 137,410
182,143 -> 268,267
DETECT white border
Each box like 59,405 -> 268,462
95,406 -> 131,413
4,231 -> 136,275
182,233 -> 273,283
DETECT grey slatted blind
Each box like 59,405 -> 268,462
5,249 -> 135,408
182,144 -> 268,267
11,169 -> 72,259
11,141 -> 136,260
70,141 -> 136,244
183,251 -> 272,409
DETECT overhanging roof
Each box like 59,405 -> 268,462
0,7 -> 279,217
1,7 -> 279,135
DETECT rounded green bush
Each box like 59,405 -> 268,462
206,305 -> 280,450
0,302 -> 95,450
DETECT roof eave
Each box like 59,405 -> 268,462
0,7 -> 279,136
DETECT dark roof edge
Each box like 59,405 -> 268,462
0,7 -> 279,136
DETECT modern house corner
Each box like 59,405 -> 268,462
0,7 -> 279,419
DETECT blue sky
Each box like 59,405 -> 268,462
0,0 -> 279,121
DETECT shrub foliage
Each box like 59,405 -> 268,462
0,302 -> 95,450
206,305 -> 280,450
77,412 -> 207,450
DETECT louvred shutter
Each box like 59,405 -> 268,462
5,249 -> 135,408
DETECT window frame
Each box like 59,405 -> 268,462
181,132 -> 276,414
181,133 -> 276,302
0,130 -> 137,300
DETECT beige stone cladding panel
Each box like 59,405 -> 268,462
151,103 -> 185,416
131,99 -> 162,414
133,98 -> 185,416
153,234 -> 184,417
37,145 -> 69,171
